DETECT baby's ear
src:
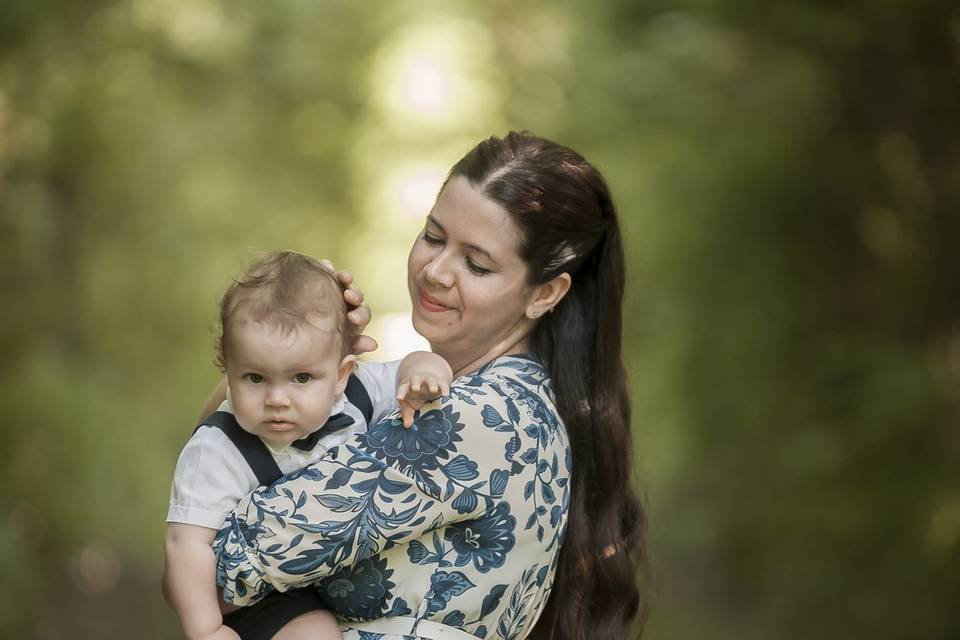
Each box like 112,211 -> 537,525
335,354 -> 357,394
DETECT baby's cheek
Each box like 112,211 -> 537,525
232,398 -> 259,430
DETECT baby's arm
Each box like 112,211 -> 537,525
396,350 -> 454,427
163,523 -> 239,640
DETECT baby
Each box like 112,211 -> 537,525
163,251 -> 451,640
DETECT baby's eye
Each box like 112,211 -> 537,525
245,373 -> 264,384
294,373 -> 312,383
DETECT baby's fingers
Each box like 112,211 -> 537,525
396,381 -> 410,401
409,374 -> 423,394
400,401 -> 415,428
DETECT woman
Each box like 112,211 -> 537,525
211,132 -> 647,639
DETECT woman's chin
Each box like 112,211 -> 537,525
411,315 -> 448,350
411,308 -> 435,331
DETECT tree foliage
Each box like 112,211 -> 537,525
0,1 -> 956,637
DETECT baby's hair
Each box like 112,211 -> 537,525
214,251 -> 358,370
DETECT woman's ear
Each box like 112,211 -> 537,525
335,354 -> 357,395
525,273 -> 572,319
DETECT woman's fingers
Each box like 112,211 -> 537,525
322,262 -> 372,354
317,260 -> 356,293
352,334 -> 378,355
348,303 -> 370,326
343,287 -> 364,307
344,298 -> 374,355
334,268 -> 354,289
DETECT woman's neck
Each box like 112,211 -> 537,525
439,329 -> 532,379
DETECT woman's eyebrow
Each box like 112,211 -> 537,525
426,214 -> 445,233
427,214 -> 499,264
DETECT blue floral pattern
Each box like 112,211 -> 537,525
363,406 -> 463,471
214,355 -> 570,639
319,555 -> 410,619
444,503 -> 515,573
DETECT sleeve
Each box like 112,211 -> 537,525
213,372 -> 518,606
167,428 -> 257,530
353,359 -> 402,424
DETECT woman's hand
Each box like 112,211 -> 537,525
321,260 -> 378,355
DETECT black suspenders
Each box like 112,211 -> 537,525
344,373 -> 373,424
199,411 -> 284,486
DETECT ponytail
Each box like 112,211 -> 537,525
529,200 -> 648,640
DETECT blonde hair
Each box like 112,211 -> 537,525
214,251 -> 356,370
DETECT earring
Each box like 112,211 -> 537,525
531,311 -> 541,318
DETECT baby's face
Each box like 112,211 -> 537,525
225,313 -> 353,449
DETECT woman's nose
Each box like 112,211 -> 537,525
423,252 -> 454,288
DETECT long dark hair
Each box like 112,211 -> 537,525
448,132 -> 649,639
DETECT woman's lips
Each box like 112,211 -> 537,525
418,289 -> 453,313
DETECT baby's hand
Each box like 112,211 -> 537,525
396,351 -> 453,427
397,373 -> 451,428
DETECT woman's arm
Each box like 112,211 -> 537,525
197,379 -> 228,425
213,374 -> 521,606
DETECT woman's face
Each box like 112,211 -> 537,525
407,176 -> 535,373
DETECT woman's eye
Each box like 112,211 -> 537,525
294,373 -> 312,383
245,373 -> 264,384
466,258 -> 492,276
422,232 -> 443,246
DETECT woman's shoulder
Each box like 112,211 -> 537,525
443,353 -> 561,430
455,353 -> 552,398
481,352 -> 548,377
442,353 -> 566,448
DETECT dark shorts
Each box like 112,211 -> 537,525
222,587 -> 329,640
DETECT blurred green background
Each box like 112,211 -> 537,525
1,0 -> 958,637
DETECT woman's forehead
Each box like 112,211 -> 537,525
431,177 -> 523,259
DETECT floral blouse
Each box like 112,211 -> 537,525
213,354 -> 571,640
